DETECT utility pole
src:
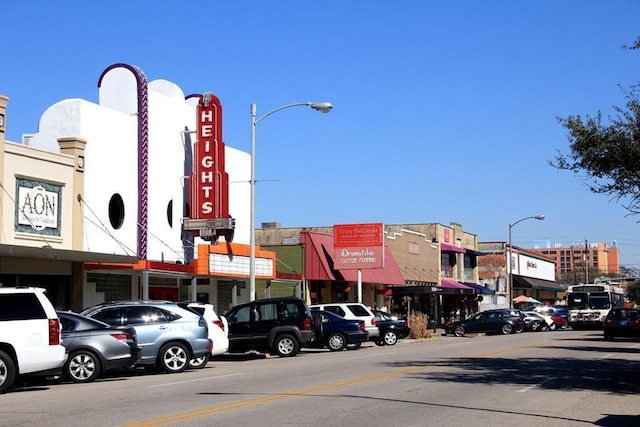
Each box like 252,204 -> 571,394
585,239 -> 589,284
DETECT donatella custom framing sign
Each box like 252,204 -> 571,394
333,223 -> 384,269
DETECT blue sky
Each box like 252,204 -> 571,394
2,1 -> 640,269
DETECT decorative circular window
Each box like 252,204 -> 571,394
108,194 -> 125,229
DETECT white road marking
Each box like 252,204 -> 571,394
517,378 -> 552,393
149,372 -> 246,388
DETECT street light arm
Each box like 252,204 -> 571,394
509,214 -> 545,229
254,102 -> 332,125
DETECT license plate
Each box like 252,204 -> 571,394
619,321 -> 628,326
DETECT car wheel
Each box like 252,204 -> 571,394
549,322 -> 557,331
540,323 -> 549,332
375,340 -> 385,346
454,325 -> 465,337
326,333 -> 346,351
604,333 -> 613,341
0,350 -> 16,394
515,323 -> 524,334
188,355 -> 209,369
530,321 -> 542,332
383,331 -> 398,346
501,323 -> 514,335
158,342 -> 189,373
274,334 -> 299,357
66,350 -> 101,383
346,342 -> 362,350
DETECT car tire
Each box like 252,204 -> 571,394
0,350 -> 16,394
501,323 -> 514,335
530,321 -> 542,332
515,323 -> 524,334
454,325 -> 466,337
188,355 -> 209,369
549,322 -> 557,331
274,334 -> 299,357
374,340 -> 385,346
66,350 -> 101,383
346,342 -> 362,350
158,342 -> 189,373
382,330 -> 398,346
326,333 -> 346,352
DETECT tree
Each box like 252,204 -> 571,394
551,37 -> 640,217
626,280 -> 640,306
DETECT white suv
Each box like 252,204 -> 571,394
309,302 -> 380,341
182,302 -> 229,358
0,287 -> 67,393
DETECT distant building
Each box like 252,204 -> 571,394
528,242 -> 619,282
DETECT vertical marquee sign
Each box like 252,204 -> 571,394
334,223 -> 385,269
184,92 -> 235,242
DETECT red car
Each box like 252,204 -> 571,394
530,306 -> 567,328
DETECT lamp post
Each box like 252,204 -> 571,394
507,214 -> 545,308
249,102 -> 333,301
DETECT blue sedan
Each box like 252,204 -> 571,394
309,310 -> 369,351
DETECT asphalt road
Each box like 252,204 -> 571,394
2,328 -> 640,427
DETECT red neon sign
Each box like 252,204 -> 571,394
191,93 -> 229,222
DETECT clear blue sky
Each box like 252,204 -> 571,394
2,1 -> 639,269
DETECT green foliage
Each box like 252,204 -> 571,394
626,280 -> 640,306
552,39 -> 640,216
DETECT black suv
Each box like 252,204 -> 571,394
604,308 -> 640,340
224,297 -> 315,357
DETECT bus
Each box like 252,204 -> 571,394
566,283 -> 624,329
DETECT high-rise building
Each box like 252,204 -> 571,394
528,242 -> 619,283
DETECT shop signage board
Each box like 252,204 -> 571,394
334,222 -> 384,269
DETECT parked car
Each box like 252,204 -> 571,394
444,309 -> 525,337
604,308 -> 640,340
308,310 -> 369,351
178,302 -> 229,367
521,310 -> 554,332
57,311 -> 141,383
224,297 -> 315,357
550,305 -> 570,328
525,306 -> 566,329
81,301 -> 212,373
309,303 -> 380,344
0,287 -> 67,393
371,310 -> 410,346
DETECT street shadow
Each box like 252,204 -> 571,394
382,354 -> 640,395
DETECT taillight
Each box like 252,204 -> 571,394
403,320 -> 408,327
213,320 -> 225,331
358,322 -> 365,330
111,333 -> 135,343
49,319 -> 60,345
371,318 -> 377,326
303,318 -> 311,330
605,319 -> 612,324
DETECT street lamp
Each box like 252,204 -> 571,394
249,102 -> 333,301
507,214 -> 545,308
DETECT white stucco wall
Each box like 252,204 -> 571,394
26,66 -> 250,262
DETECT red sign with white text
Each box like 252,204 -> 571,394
334,223 -> 384,269
191,93 -> 229,222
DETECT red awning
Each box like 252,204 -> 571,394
441,279 -> 474,290
440,243 -> 466,253
300,230 -> 406,285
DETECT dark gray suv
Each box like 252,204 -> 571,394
225,297 -> 315,357
81,301 -> 212,373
